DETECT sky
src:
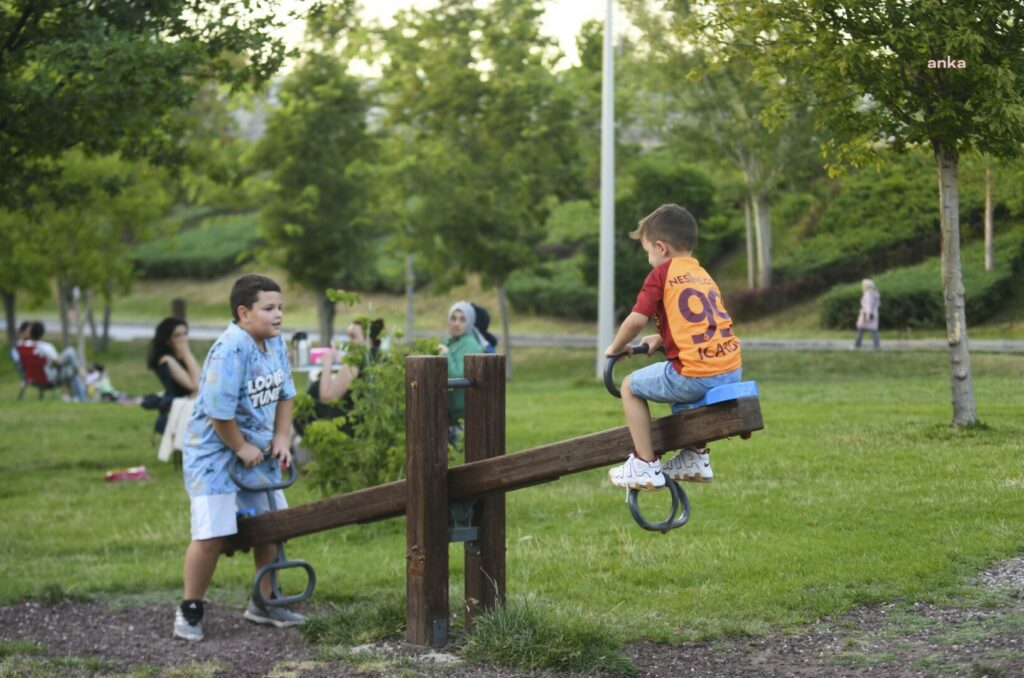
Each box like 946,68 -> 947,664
276,0 -> 633,71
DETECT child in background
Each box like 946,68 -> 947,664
174,274 -> 302,642
604,204 -> 743,490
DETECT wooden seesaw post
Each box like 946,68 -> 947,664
405,354 -> 507,646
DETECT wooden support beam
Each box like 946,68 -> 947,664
463,355 -> 506,632
224,396 -> 763,553
405,356 -> 451,647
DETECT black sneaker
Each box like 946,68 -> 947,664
243,597 -> 306,628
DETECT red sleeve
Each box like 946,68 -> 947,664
632,262 -> 669,318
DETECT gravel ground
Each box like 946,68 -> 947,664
2,558 -> 1023,677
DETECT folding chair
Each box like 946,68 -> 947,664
16,343 -> 57,400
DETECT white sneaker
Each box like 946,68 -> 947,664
663,448 -> 714,482
608,454 -> 666,491
173,607 -> 204,642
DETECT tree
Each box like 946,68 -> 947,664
623,0 -> 822,289
251,52 -> 375,344
730,0 -> 1024,426
37,152 -> 170,356
375,0 -> 586,374
0,0 -> 290,210
0,209 -> 49,346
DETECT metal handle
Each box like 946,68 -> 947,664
603,344 -> 650,398
627,478 -> 691,533
252,558 -> 317,607
228,451 -> 297,492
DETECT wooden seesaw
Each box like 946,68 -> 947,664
223,354 -> 763,647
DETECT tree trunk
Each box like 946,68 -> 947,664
497,284 -> 512,380
752,193 -> 772,289
934,142 -> 977,427
2,288 -> 16,347
58,279 -> 71,348
316,292 -> 335,347
75,287 -> 88,366
85,289 -> 98,356
984,161 -> 993,272
744,198 -> 755,289
101,281 -> 113,353
405,253 -> 415,343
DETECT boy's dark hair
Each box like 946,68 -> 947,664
629,204 -> 699,251
230,274 -> 281,321
29,321 -> 45,340
18,321 -> 31,333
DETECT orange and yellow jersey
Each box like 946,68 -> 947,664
632,257 -> 742,377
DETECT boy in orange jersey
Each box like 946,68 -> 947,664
604,204 -> 742,490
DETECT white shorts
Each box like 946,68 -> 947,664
189,490 -> 288,541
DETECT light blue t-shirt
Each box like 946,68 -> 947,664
183,322 -> 296,498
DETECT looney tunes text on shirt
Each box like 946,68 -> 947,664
247,369 -> 284,408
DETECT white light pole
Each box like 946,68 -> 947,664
596,0 -> 616,377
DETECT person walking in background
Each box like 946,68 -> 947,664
439,302 -> 486,446
147,317 -> 201,433
854,279 -> 881,350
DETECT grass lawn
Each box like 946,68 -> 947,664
1,343 -> 1022,650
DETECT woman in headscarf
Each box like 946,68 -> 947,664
439,301 -> 487,445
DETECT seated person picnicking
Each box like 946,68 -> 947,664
11,320 -> 31,382
147,317 -> 201,434
439,301 -> 488,446
302,319 -> 385,431
604,204 -> 743,491
23,321 -> 88,401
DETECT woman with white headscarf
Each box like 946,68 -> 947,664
854,279 -> 881,349
439,301 -> 486,445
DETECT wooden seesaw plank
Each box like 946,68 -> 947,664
224,397 -> 763,552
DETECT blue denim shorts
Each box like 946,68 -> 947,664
628,361 -> 742,405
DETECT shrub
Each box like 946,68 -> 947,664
133,212 -> 262,279
819,231 -> 1024,329
301,337 -> 456,496
505,256 -> 597,321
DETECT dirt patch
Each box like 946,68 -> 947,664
3,559 -> 1023,676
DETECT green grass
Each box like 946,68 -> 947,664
1,344 -> 1023,660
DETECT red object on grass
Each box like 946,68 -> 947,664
105,466 -> 151,482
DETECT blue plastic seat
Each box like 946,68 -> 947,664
670,381 -> 759,414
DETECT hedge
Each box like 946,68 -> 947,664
505,255 -> 597,321
133,212 -> 262,279
819,231 -> 1024,329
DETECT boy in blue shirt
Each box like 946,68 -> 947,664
174,274 -> 303,642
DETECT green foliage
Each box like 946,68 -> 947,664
506,256 -> 597,320
775,153 -> 940,284
462,599 -> 636,676
251,52 -> 376,297
820,232 -> 1024,329
0,0 -> 290,209
374,0 -> 586,291
132,213 -> 261,279
303,338 -> 443,495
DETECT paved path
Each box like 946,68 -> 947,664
6,319 -> 1024,353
